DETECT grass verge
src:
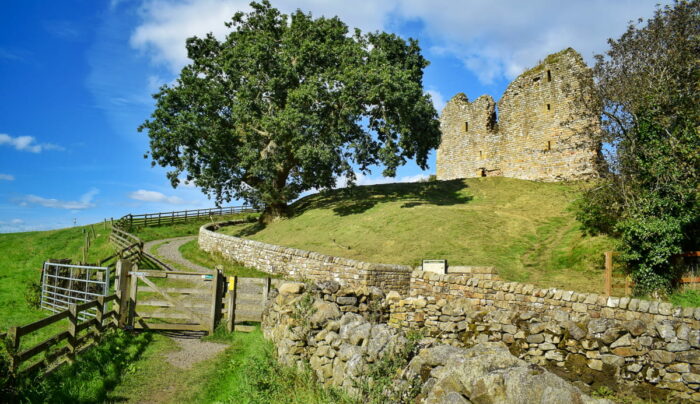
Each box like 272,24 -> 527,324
178,240 -> 277,277
3,329 -> 153,403
191,326 -> 353,404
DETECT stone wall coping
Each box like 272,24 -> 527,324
201,221 -> 413,274
411,270 -> 699,320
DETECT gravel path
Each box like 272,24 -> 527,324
144,236 -> 210,273
165,335 -> 228,369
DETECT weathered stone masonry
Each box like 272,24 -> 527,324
198,221 -> 412,294
389,271 -> 700,401
437,48 -> 603,182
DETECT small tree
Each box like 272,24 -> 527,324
139,1 -> 441,222
577,0 -> 699,294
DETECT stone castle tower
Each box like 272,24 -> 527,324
436,48 -> 603,182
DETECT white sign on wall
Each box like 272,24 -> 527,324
422,259 -> 447,274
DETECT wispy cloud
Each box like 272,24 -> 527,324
0,48 -> 23,61
20,188 -> 99,210
0,133 -> 63,153
43,20 -> 80,39
129,0 -> 664,83
128,189 -> 185,204
0,174 -> 14,181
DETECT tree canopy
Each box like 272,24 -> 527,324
139,1 -> 441,221
577,0 -> 699,294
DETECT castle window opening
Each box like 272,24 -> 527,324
465,122 -> 469,132
479,150 -> 482,158
547,141 -> 552,151
547,103 -> 551,111
547,70 -> 552,82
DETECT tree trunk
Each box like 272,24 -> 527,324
260,202 -> 289,224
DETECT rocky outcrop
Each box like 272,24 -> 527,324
406,342 -> 608,404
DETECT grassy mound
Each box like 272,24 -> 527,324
221,178 -> 617,293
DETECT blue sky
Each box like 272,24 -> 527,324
0,0 -> 666,232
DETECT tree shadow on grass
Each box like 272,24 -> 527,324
292,179 -> 473,217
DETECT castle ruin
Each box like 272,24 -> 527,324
436,48 -> 603,182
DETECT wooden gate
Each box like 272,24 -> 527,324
128,269 -> 223,332
120,264 -> 276,333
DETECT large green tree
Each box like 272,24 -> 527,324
139,1 -> 440,221
577,0 -> 699,294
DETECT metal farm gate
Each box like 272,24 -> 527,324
40,262 -> 110,319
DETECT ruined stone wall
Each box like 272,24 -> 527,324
437,48 -> 602,182
387,271 -> 700,402
198,222 -> 412,293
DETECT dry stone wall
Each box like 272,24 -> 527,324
388,271 -> 700,402
198,222 -> 412,293
263,281 -> 609,404
437,48 -> 603,182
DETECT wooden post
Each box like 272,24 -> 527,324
209,270 -> 224,334
7,326 -> 19,373
604,251 -> 613,297
262,277 -> 271,305
129,269 -> 139,327
67,304 -> 78,363
625,276 -> 632,297
226,276 -> 237,333
95,296 -> 105,341
116,260 -> 132,328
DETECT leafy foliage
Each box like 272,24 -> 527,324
140,0 -> 441,221
577,0 -> 699,294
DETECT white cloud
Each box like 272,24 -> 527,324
0,174 -> 14,181
11,219 -> 23,224
129,0 -> 396,74
129,0 -> 665,83
0,133 -> 63,153
128,189 -> 185,204
426,89 -> 445,112
21,188 -> 99,210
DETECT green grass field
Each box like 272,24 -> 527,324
221,178 -> 618,293
0,223 -> 115,342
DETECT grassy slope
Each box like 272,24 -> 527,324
222,178 -> 617,293
0,224 -> 115,341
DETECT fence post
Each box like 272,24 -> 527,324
7,326 -> 19,373
226,276 -> 237,333
262,277 -> 271,305
129,268 -> 139,328
604,251 -> 613,297
117,260 -> 132,328
95,296 -> 105,341
67,304 -> 78,363
209,270 -> 224,334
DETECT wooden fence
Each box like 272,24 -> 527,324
603,251 -> 700,296
117,206 -> 256,229
5,293 -> 120,375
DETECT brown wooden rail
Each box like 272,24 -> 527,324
5,293 -> 120,375
117,205 -> 257,229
